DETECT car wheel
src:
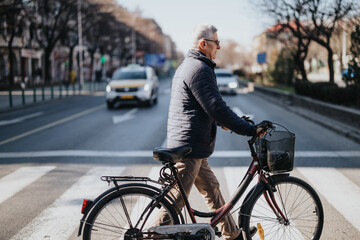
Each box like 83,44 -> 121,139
153,94 -> 158,104
144,98 -> 153,107
107,101 -> 115,109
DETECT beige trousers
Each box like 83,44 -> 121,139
157,158 -> 241,240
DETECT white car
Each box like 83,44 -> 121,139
215,68 -> 238,95
105,64 -> 159,108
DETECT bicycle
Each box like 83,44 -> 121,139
78,120 -> 324,240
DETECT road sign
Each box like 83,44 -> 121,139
145,54 -> 165,67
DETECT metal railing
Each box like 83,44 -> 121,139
2,82 -> 106,109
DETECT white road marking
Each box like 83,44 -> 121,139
112,108 -> 138,124
231,106 -> 254,119
1,150 -> 360,158
3,165 -> 360,239
298,167 -> 360,232
0,166 -> 55,204
0,104 -> 105,146
10,167 -> 125,240
0,112 -> 44,126
0,150 -> 151,158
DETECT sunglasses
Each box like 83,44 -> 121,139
204,39 -> 220,46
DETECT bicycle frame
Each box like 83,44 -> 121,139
78,135 -> 291,238
160,135 -> 290,229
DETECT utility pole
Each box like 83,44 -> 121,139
342,23 -> 347,69
77,0 -> 84,88
132,22 -> 136,64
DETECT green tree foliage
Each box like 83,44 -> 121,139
343,21 -> 360,85
267,49 -> 296,86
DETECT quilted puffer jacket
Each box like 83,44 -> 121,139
167,49 -> 256,158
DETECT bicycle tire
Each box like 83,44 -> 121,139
83,186 -> 180,240
241,175 -> 324,240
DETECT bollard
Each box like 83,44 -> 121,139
33,87 -> 37,103
59,85 -> 62,98
72,84 -> 75,96
42,86 -> 45,101
22,89 -> 25,105
51,85 -> 54,99
9,89 -> 13,107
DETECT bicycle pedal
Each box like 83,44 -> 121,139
214,226 -> 222,237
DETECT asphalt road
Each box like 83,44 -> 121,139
0,78 -> 359,239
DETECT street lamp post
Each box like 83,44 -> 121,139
132,22 -> 136,64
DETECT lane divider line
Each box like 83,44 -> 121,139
0,104 -> 105,146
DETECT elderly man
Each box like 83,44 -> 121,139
165,24 -> 260,240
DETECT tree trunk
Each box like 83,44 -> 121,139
89,50 -> 95,82
298,59 -> 307,81
68,46 -> 74,85
7,35 -> 15,87
7,47 -> 14,87
327,47 -> 335,84
44,49 -> 52,84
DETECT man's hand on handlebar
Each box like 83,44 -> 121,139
255,120 -> 273,136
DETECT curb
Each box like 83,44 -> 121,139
247,82 -> 360,144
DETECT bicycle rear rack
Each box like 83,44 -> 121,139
101,176 -> 161,186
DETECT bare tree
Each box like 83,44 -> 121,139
0,0 -> 31,86
33,0 -> 77,83
302,0 -> 354,84
262,0 -> 311,81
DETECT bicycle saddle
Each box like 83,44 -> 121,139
153,146 -> 192,164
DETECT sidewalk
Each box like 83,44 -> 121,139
0,82 -> 106,113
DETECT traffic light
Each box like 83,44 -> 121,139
101,55 -> 106,64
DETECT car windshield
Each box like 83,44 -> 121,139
216,73 -> 233,78
112,70 -> 146,80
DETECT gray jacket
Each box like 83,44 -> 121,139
167,49 -> 256,158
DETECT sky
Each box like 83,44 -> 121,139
116,0 -> 273,55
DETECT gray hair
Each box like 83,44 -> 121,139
192,25 -> 218,49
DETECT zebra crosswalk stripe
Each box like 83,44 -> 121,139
298,167 -> 360,232
3,165 -> 360,239
0,166 -> 55,204
10,167 -> 125,240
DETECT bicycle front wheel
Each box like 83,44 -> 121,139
83,186 -> 180,240
241,175 -> 324,240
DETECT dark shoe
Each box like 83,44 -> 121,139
234,226 -> 257,240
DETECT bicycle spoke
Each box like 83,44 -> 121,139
245,177 -> 323,240
119,195 -> 133,228
84,189 -> 178,239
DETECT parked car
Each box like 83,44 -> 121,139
215,68 -> 238,95
105,64 -> 159,108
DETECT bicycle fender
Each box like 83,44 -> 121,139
238,173 -> 289,228
78,183 -> 162,236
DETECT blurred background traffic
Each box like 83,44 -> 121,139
0,0 -> 359,109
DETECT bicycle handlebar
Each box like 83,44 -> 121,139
255,120 -> 273,134
243,119 -> 274,147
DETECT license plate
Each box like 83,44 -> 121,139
121,95 -> 134,99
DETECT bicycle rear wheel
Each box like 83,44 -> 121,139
241,175 -> 324,240
83,186 -> 179,240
